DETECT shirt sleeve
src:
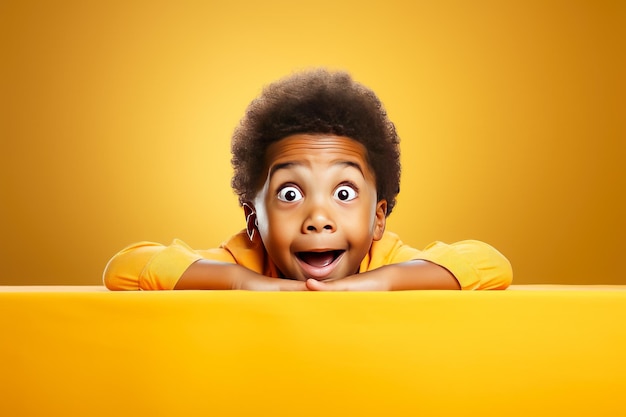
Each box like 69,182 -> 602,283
416,240 -> 513,290
103,239 -> 235,290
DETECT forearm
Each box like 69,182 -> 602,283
175,259 -> 307,291
305,260 -> 461,291
174,260 -> 242,290
383,260 -> 461,290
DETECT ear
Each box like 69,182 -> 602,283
373,199 -> 387,241
242,202 -> 258,242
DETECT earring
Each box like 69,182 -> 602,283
246,211 -> 257,242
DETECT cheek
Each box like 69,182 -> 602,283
364,196 -> 381,229
258,209 -> 292,248
343,206 -> 375,237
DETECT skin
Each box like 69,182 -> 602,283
175,134 -> 460,291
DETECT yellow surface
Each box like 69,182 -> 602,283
1,1 -> 625,286
2,287 -> 625,416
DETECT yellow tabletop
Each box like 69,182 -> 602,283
1,286 -> 625,416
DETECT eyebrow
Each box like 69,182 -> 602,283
269,160 -> 365,179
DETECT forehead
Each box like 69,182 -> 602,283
265,134 -> 371,171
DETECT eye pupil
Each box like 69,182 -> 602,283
338,189 -> 349,200
286,190 -> 296,201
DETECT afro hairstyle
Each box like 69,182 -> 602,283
231,68 -> 401,216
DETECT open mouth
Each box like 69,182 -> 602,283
296,250 -> 345,268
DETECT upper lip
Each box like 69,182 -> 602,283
297,248 -> 342,253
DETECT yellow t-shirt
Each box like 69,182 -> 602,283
103,230 -> 512,290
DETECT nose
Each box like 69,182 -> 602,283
302,203 -> 336,234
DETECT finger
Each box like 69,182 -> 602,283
279,280 -> 308,291
308,276 -> 387,291
242,277 -> 306,291
305,279 -> 348,291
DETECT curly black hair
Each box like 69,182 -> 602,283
231,68 -> 401,216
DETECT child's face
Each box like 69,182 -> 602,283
249,134 -> 387,281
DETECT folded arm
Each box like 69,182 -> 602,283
174,260 -> 306,290
306,259 -> 461,291
307,240 -> 513,291
103,239 -> 305,291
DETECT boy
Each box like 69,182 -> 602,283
104,69 -> 512,291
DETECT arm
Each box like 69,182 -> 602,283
306,260 -> 461,291
174,260 -> 306,291
307,239 -> 513,291
103,239 -> 306,291
103,241 -> 191,290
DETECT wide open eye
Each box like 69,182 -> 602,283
334,185 -> 357,202
277,186 -> 303,202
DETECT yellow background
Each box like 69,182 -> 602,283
1,0 -> 624,285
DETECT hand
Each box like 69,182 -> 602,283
305,270 -> 391,291
236,273 -> 308,291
